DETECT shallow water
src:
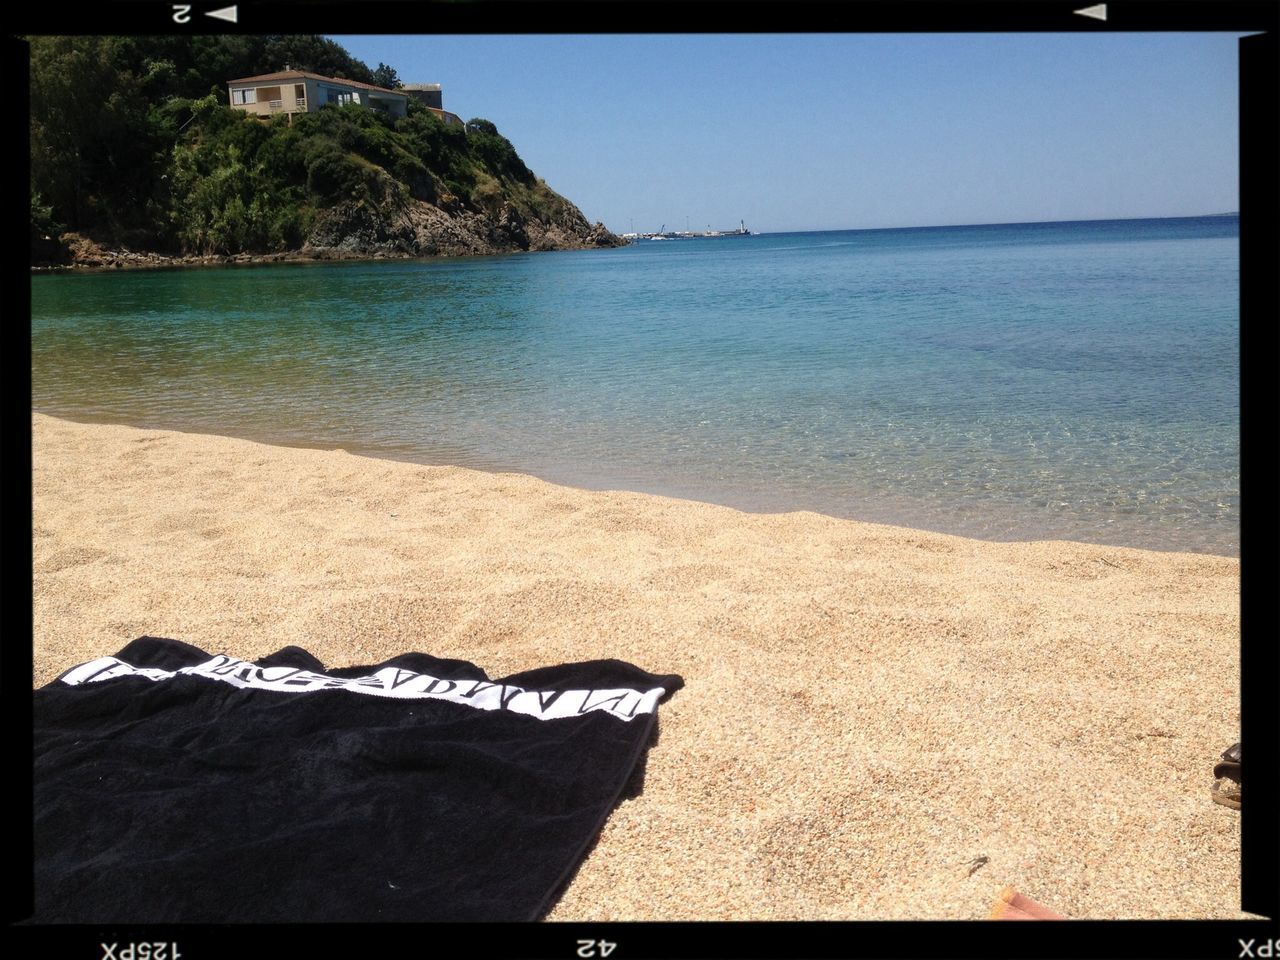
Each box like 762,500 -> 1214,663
31,215 -> 1240,555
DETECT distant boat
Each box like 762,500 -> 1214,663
695,220 -> 753,237
635,221 -> 751,240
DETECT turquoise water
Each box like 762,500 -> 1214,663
31,216 -> 1240,555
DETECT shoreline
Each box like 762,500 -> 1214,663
32,413 -> 1245,919
29,213 -> 1234,274
30,232 -> 630,275
30,246 -> 414,274
30,410 -> 1239,561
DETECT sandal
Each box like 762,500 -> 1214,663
1211,742 -> 1241,809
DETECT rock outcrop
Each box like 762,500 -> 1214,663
302,175 -> 624,259
37,176 -> 625,272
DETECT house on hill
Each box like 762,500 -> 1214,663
401,83 -> 443,110
400,83 -> 466,128
226,69 -> 410,120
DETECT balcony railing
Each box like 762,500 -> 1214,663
265,98 -> 308,113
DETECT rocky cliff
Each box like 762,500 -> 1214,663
40,186 -> 624,272
304,181 -> 624,259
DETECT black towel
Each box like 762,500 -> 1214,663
31,636 -> 682,923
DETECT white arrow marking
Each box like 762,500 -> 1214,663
206,4 -> 238,23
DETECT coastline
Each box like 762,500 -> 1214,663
29,245 -> 413,274
30,233 -> 629,275
32,413 -> 1245,919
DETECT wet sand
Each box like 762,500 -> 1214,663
32,412 -> 1246,919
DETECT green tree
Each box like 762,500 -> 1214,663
263,35 -> 376,83
29,36 -> 167,236
371,62 -> 401,89
170,109 -> 312,254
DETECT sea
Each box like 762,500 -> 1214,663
30,215 -> 1240,556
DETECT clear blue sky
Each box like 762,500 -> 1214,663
329,33 -> 1243,234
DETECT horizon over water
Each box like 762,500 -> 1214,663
31,214 -> 1240,556
752,210 -> 1238,236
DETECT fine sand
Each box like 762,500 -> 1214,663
32,412 -> 1247,920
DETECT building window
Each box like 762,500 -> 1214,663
325,89 -> 357,106
231,88 -> 256,105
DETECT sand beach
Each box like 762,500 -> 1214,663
31,412 -> 1246,920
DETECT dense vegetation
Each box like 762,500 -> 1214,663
28,35 -> 564,258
